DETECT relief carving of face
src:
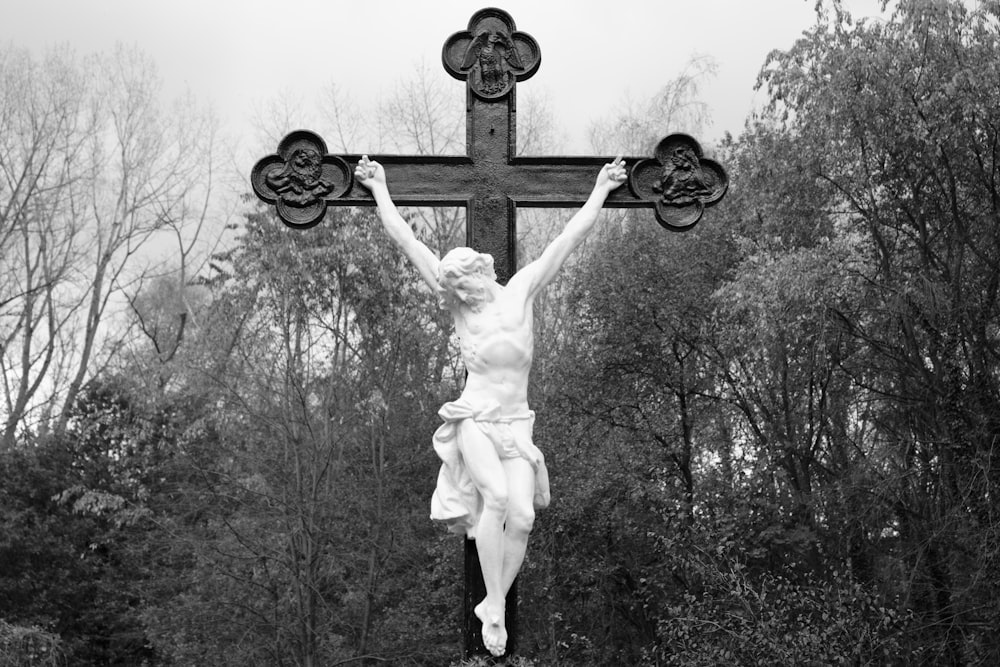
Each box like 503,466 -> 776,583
290,148 -> 323,184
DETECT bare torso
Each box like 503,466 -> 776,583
453,288 -> 534,414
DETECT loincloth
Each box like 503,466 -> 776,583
430,398 -> 551,538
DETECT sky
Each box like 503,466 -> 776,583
0,0 -> 894,165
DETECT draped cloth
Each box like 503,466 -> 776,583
430,398 -> 551,538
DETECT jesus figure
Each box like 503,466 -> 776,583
355,154 -> 627,656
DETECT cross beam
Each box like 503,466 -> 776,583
250,6 -> 727,658
263,151 -> 650,285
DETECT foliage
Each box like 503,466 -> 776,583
643,521 -> 911,666
0,620 -> 64,667
0,377 -> 180,665
129,202 -> 464,666
451,655 -> 537,667
752,1 -> 1000,662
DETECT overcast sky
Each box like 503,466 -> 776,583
2,0 -> 891,161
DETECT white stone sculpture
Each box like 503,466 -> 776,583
355,154 -> 627,656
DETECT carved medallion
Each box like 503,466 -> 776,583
251,130 -> 351,229
442,8 -> 540,100
629,134 -> 728,231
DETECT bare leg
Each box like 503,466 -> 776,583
473,512 -> 508,656
500,456 -> 536,594
456,421 -> 509,656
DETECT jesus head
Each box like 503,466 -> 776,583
437,247 -> 496,312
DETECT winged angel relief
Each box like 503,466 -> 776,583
464,30 -> 523,96
442,8 -> 540,101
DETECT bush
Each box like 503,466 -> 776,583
0,620 -> 65,667
647,560 -> 911,666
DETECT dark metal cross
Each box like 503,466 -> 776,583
252,8 -> 727,283
251,6 -> 727,658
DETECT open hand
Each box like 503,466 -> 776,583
355,155 -> 386,190
597,155 -> 627,191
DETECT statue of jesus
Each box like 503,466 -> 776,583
355,154 -> 627,656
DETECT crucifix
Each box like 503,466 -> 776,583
251,7 -> 727,659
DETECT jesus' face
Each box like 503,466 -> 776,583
451,272 -> 491,312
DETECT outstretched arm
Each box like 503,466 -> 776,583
355,156 -> 440,291
512,156 -> 627,297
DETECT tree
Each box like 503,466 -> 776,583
0,375 -> 182,666
131,196 -> 462,665
0,44 -> 218,447
750,1 -> 1000,661
1,45 -> 99,447
588,54 -> 717,156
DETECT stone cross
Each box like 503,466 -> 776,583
251,6 -> 727,658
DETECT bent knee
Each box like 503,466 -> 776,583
481,489 -> 509,514
506,505 -> 535,534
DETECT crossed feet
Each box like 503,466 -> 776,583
474,600 -> 507,657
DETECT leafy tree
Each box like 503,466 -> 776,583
0,619 -> 64,667
133,201 -> 463,666
0,376 -> 189,665
756,1 -> 1000,661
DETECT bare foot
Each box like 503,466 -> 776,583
474,600 -> 507,656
